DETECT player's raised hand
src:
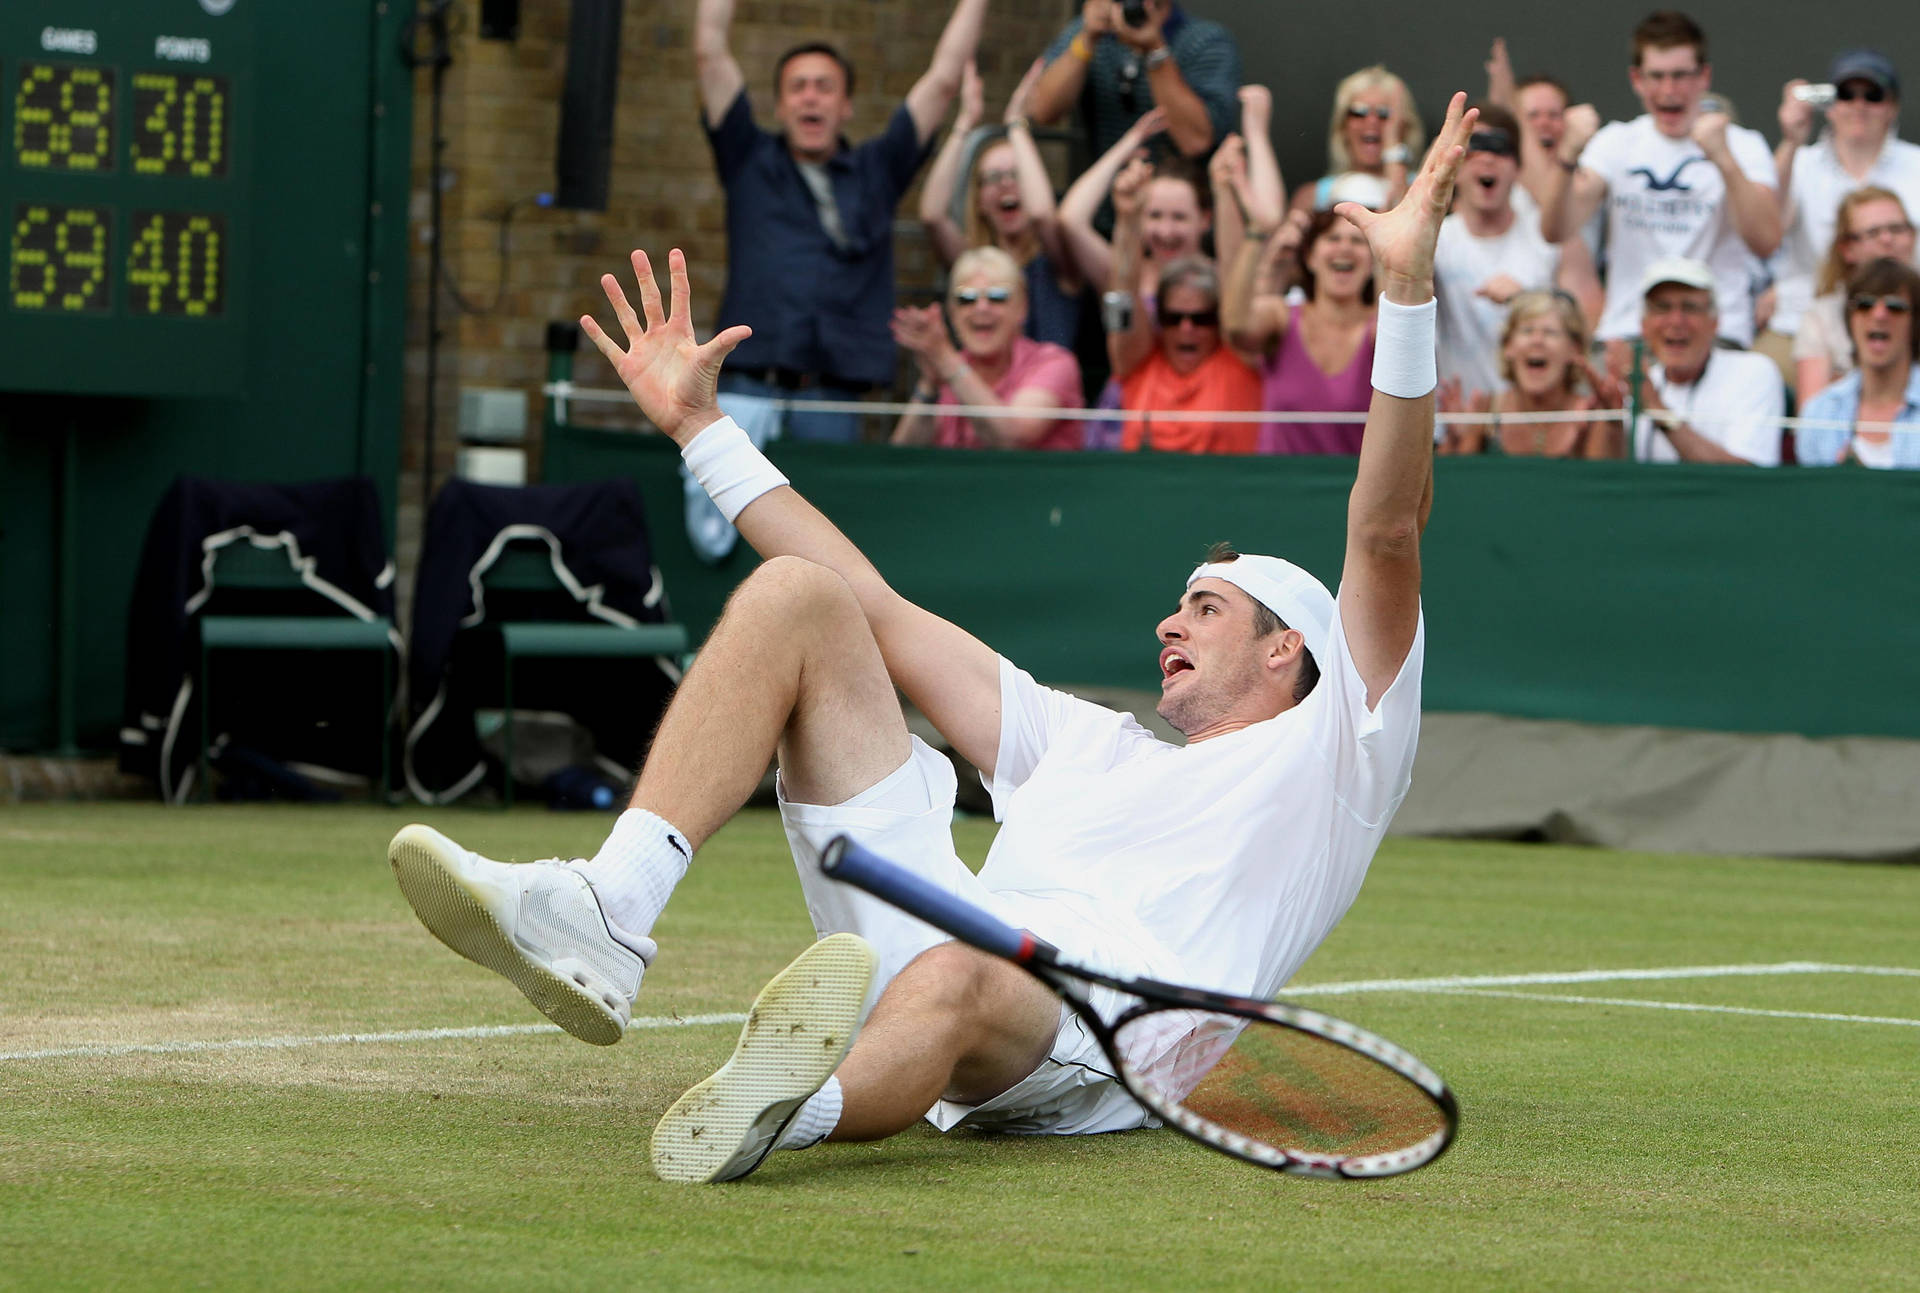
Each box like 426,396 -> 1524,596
1333,92 -> 1476,304
581,249 -> 750,444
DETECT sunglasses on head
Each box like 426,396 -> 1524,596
953,286 -> 1013,306
1848,293 -> 1913,314
1158,307 -> 1219,328
1837,82 -> 1889,103
1346,104 -> 1393,120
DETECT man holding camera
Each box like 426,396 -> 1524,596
1027,0 -> 1241,164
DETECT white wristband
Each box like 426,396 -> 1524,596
1371,296 -> 1438,399
680,416 -> 789,523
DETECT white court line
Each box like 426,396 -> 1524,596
1283,961 -> 1920,997
3,962 -> 1915,1064
1421,987 -> 1920,1029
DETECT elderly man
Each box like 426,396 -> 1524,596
694,0 -> 987,444
1027,0 -> 1240,163
388,96 -> 1482,1187
1767,51 -> 1920,366
1629,258 -> 1784,463
1542,11 -> 1780,350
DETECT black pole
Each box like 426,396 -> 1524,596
403,1 -> 455,519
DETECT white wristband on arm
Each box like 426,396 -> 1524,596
679,416 -> 790,523
1371,296 -> 1438,399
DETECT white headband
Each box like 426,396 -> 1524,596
1186,556 -> 1335,667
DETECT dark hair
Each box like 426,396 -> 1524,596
1844,257 -> 1920,361
1471,102 -> 1521,144
1632,11 -> 1707,66
1514,74 -> 1570,103
1296,210 -> 1377,305
1201,542 -> 1321,704
1150,155 -> 1213,215
775,42 -> 855,97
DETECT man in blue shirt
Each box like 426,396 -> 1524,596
695,0 -> 989,445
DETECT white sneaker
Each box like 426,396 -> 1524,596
650,932 -> 877,1184
388,823 -> 654,1046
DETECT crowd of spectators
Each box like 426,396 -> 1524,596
688,0 -> 1920,469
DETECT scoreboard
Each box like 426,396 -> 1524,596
0,2 -> 252,396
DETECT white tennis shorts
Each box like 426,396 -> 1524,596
776,735 -> 1156,1137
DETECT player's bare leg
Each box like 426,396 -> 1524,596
390,554 -> 910,1043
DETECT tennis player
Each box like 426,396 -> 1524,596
390,94 -> 1478,1186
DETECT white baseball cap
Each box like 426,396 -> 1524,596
1639,256 -> 1716,298
1186,555 -> 1335,666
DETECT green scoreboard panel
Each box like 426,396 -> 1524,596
0,2 -> 252,396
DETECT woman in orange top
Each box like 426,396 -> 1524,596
1108,257 -> 1262,453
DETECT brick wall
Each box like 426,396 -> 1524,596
400,0 -> 1074,525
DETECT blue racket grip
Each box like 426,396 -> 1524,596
821,836 -> 1029,960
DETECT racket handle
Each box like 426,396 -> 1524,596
821,836 -> 1031,961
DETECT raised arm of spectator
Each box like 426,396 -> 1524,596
1331,93 -> 1476,705
1108,3 -> 1236,157
1540,103 -> 1603,244
918,61 -> 987,266
1554,237 -> 1605,330
1484,38 -> 1517,110
1692,109 -> 1780,258
905,0 -> 992,146
1029,3 -> 1111,127
1104,160 -> 1160,380
693,0 -> 747,128
1221,207 -> 1299,355
1774,78 -> 1817,215
1003,60 -> 1077,284
1058,107 -> 1166,290
1209,86 -> 1283,273
584,250 -> 1004,774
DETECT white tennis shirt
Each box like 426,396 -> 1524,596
977,603 -> 1424,1001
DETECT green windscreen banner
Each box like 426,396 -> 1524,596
545,428 -> 1920,742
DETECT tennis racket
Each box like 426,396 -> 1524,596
820,835 -> 1458,1180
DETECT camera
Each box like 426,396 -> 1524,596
1121,0 -> 1151,27
1793,83 -> 1838,108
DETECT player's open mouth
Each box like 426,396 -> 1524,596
1159,647 -> 1194,680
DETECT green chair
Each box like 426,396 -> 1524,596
197,541 -> 395,801
479,541 -> 687,808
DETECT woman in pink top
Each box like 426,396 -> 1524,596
1222,133 -> 1379,455
890,246 -> 1085,450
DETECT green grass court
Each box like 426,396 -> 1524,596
3,804 -> 1916,1289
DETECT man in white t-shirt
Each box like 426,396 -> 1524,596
385,98 -> 1479,1188
1541,11 -> 1780,349
1629,257 -> 1783,463
1768,52 -> 1920,349
1435,104 -> 1564,400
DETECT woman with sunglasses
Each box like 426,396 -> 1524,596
1770,52 -> 1920,369
1438,291 -> 1623,458
1288,66 -> 1425,216
890,246 -> 1085,450
917,60 -> 1084,349
1792,186 -> 1918,404
1105,256 -> 1260,453
1796,258 -> 1920,467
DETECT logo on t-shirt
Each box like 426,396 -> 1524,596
1627,156 -> 1708,192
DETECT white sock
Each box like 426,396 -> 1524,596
773,1076 -> 843,1152
570,807 -> 690,937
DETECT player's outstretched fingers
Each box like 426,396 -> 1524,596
579,308 -> 626,365
702,324 -> 754,368
601,266 -> 644,344
668,248 -> 693,325
630,249 -> 666,330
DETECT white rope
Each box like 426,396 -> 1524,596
542,382 -> 1920,435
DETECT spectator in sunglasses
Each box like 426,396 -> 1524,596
918,60 -> 1084,350
1439,291 -> 1622,458
1289,66 -> 1425,216
1107,256 -> 1261,453
1796,258 -> 1920,467
890,247 -> 1085,450
1793,187 -> 1918,403
1026,0 -> 1242,168
1221,206 -> 1378,456
1770,52 -> 1920,373
1432,105 -> 1573,406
